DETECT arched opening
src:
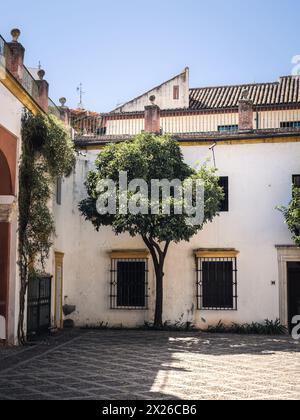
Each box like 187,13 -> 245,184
0,150 -> 13,195
0,149 -> 13,339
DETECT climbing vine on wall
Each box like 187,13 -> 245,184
18,111 -> 76,344
279,186 -> 300,247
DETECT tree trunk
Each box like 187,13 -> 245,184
18,273 -> 27,345
154,265 -> 164,327
142,236 -> 170,328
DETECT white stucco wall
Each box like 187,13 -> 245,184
53,140 -> 299,329
0,81 -> 23,343
0,82 -> 23,137
112,68 -> 189,113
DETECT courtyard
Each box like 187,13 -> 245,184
0,330 -> 299,400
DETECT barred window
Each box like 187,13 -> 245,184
110,257 -> 148,310
196,254 -> 238,310
218,176 -> 229,212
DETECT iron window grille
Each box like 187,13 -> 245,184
110,258 -> 148,310
218,176 -> 229,212
196,257 -> 238,310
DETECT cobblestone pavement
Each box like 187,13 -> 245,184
0,330 -> 299,400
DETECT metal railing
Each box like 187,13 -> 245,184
22,65 -> 39,102
0,35 -> 5,60
0,35 -> 7,78
0,33 -> 59,118
48,98 -> 61,119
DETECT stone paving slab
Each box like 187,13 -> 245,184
0,330 -> 299,400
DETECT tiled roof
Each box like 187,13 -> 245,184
189,76 -> 300,109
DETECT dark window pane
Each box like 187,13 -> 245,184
280,121 -> 300,129
97,126 -> 107,135
117,261 -> 146,308
293,175 -> 300,188
219,177 -> 229,212
202,261 -> 233,309
56,177 -> 62,205
173,85 -> 179,100
218,125 -> 238,133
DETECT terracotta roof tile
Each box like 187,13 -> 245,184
189,76 -> 300,109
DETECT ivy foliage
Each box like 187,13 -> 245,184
279,186 -> 300,246
18,111 -> 76,344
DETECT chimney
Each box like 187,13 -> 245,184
36,69 -> 49,113
6,29 -> 25,82
238,89 -> 254,131
145,96 -> 160,134
58,97 -> 70,125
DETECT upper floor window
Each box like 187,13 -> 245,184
110,254 -> 149,310
280,121 -> 300,129
218,125 -> 238,133
293,175 -> 300,188
97,127 -> 107,136
173,85 -> 180,100
56,177 -> 62,205
218,177 -> 229,212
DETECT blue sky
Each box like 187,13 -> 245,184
1,0 -> 300,111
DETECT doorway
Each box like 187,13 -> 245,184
27,275 -> 52,337
287,262 -> 300,333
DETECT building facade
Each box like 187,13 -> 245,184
2,36 -> 300,343
54,70 -> 300,332
0,29 -> 61,344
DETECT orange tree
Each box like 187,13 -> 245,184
79,133 -> 223,327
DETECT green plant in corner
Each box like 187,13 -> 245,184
278,185 -> 300,246
18,111 -> 75,345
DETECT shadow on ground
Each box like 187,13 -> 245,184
0,330 -> 299,400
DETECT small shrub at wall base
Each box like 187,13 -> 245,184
204,319 -> 287,335
79,319 -> 286,335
